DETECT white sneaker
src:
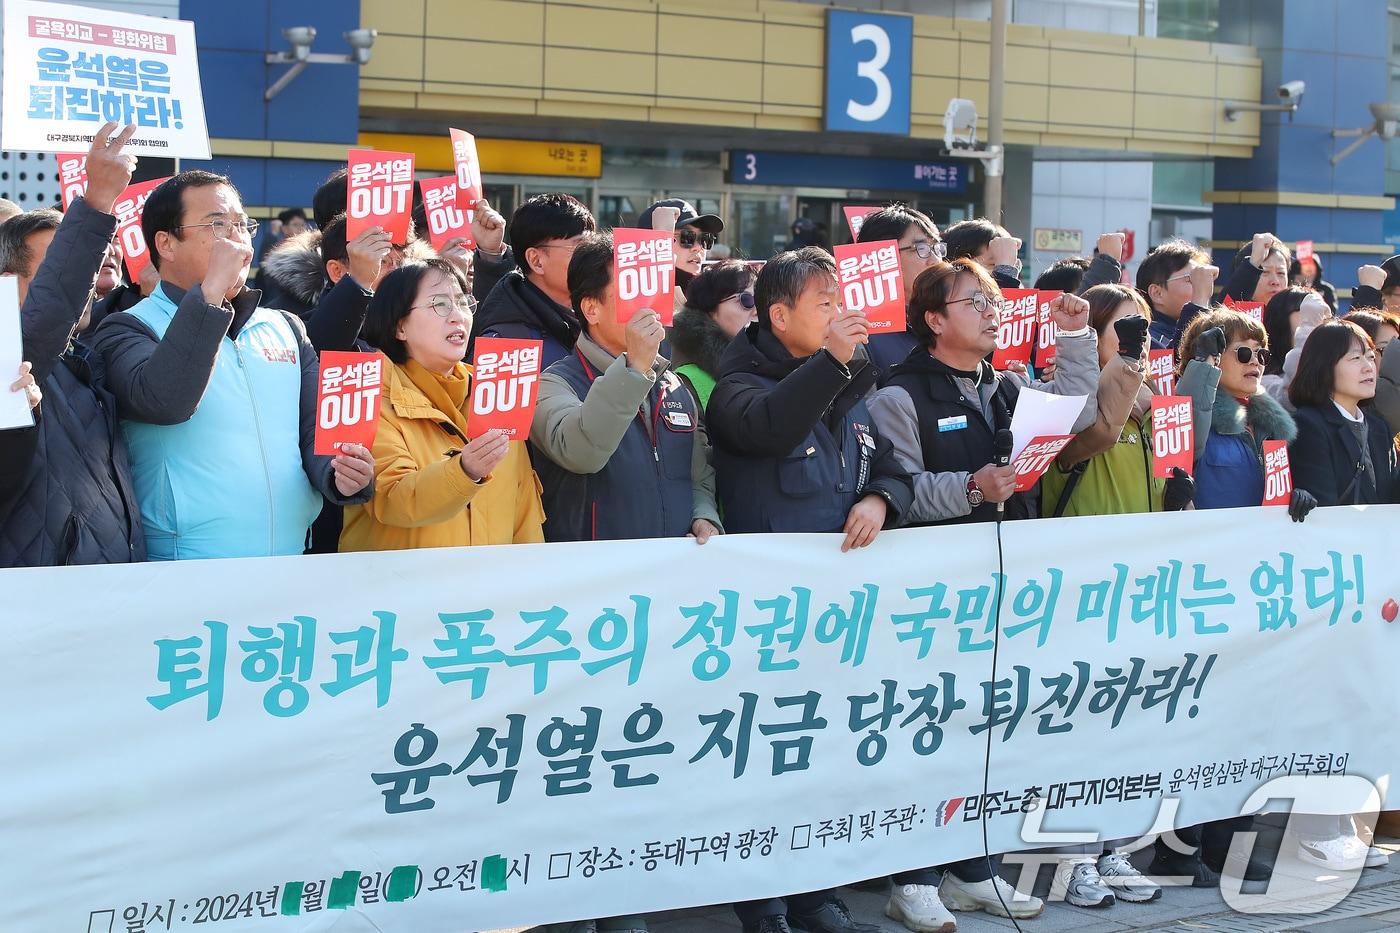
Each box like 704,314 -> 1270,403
1050,857 -> 1114,908
884,884 -> 956,933
939,873 -> 1044,919
1097,852 -> 1162,902
1297,834 -> 1367,870
1365,845 -> 1390,869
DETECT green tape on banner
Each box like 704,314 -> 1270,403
386,865 -> 419,902
481,854 -> 507,892
327,870 -> 362,909
281,882 -> 304,916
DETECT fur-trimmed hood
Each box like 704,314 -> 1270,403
1211,386 -> 1297,443
669,306 -> 731,378
260,230 -> 325,305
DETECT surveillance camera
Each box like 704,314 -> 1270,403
1278,80 -> 1305,101
344,28 -> 377,50
282,26 -> 317,47
1371,101 -> 1400,123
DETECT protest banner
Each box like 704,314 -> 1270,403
418,175 -> 474,252
834,241 -> 905,333
994,289 -> 1042,370
347,149 -> 416,242
842,205 -> 879,240
56,151 -> 87,208
1149,349 -> 1176,396
1,0 -> 211,158
314,352 -> 384,456
114,175 -> 169,282
1011,434 -> 1073,492
614,228 -> 675,325
1263,440 -> 1293,507
469,337 -> 543,439
1151,395 -> 1193,477
4,507 -> 1398,931
0,276 -> 35,430
1029,290 -> 1062,371
449,128 -> 483,206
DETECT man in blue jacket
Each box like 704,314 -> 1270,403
94,170 -> 374,560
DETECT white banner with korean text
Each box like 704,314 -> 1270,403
3,507 -> 1398,931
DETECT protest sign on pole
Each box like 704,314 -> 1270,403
314,352 -> 384,456
0,277 -> 36,430
842,205 -> 879,240
449,128 -> 483,206
1151,395 -> 1194,477
834,240 -> 905,333
418,175 -> 475,251
614,228 -> 675,325
1148,349 -> 1176,396
56,151 -> 88,209
1262,440 -> 1293,507
347,149 -> 416,242
469,337 -> 544,439
1,0 -> 211,158
114,175 -> 169,282
994,289 -> 1042,370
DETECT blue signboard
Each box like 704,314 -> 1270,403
825,9 -> 913,136
730,150 -> 969,194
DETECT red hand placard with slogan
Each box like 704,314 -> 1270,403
114,176 -> 171,282
1296,240 -> 1314,263
1224,295 -> 1264,321
1262,440 -> 1293,506
842,205 -> 880,240
314,352 -> 384,456
469,338 -> 544,439
1151,395 -> 1194,477
834,240 -> 905,333
1149,349 -> 1176,396
57,153 -> 88,210
994,289 -> 1041,370
418,176 -> 475,251
1030,290 -> 1063,371
346,149 -> 416,242
613,228 -> 676,325
449,128 -> 483,206
1012,434 -> 1074,492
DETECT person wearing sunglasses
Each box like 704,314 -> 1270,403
1136,239 -> 1218,350
339,259 -> 544,552
95,170 -> 376,561
853,205 -> 944,383
638,198 -> 724,293
671,259 -> 757,410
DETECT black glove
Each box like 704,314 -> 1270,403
1114,315 -> 1150,361
1162,466 -> 1195,511
1194,326 -> 1226,361
1288,488 -> 1317,523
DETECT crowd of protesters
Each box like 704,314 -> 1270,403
4,124 -> 1400,933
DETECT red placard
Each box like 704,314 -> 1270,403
346,149 -> 416,242
1148,349 -> 1176,396
449,128 -> 483,206
994,289 -> 1041,369
842,205 -> 880,240
1224,295 -> 1264,321
314,352 -> 384,456
1296,240 -> 1314,263
418,176 -> 475,251
1262,440 -> 1293,506
613,228 -> 676,325
1119,228 -> 1136,263
113,176 -> 170,282
1029,290 -> 1062,370
1012,434 -> 1074,492
1150,395 -> 1193,477
57,153 -> 88,210
469,338 -> 544,439
834,240 -> 905,333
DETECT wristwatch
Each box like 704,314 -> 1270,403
965,476 -> 985,508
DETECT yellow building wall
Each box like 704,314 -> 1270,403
359,0 -> 1262,159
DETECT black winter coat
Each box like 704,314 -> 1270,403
1288,403 -> 1400,506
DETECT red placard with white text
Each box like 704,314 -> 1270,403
114,176 -> 170,282
1148,349 -> 1176,396
834,240 -> 905,333
842,205 -> 880,240
1296,240 -> 1314,263
1029,290 -> 1063,371
1151,396 -> 1193,477
418,176 -> 475,251
346,149 -> 415,242
613,228 -> 675,324
469,338 -> 544,439
1262,440 -> 1293,506
449,128 -> 483,206
314,352 -> 384,456
57,153 -> 87,209
1224,295 -> 1264,321
1012,434 -> 1074,492
994,289 -> 1041,369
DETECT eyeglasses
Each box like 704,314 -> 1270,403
414,294 -> 477,318
1165,270 -> 1193,284
946,290 -> 995,315
675,229 -> 717,250
174,217 -> 259,238
902,240 -> 948,261
723,291 -> 756,310
1231,345 -> 1271,366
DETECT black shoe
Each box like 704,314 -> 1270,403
1149,851 -> 1220,888
789,898 -> 880,933
742,917 -> 793,933
1203,849 -> 1274,883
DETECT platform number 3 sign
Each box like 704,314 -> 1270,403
824,10 -> 913,136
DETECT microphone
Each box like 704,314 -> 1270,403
994,428 -> 1014,516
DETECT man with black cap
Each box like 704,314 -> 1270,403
637,198 -> 723,301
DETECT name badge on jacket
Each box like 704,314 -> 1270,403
937,415 -> 968,432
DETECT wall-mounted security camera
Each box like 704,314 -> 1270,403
267,25 -> 378,99
1224,80 -> 1305,122
1277,81 -> 1306,102
280,26 -> 317,62
1333,101 -> 1400,164
344,28 -> 378,66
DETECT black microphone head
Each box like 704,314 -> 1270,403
994,428 -> 1014,460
